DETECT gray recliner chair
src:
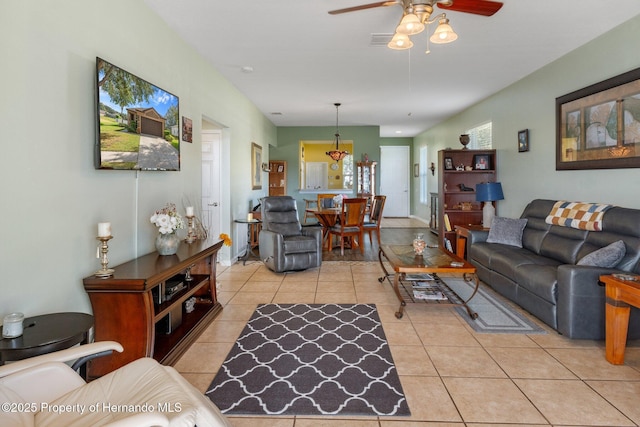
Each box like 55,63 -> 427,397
259,196 -> 322,272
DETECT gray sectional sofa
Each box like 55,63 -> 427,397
467,199 -> 640,339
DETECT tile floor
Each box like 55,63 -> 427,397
175,226 -> 640,427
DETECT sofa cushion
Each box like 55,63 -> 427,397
490,246 -> 561,282
486,217 -> 528,247
515,264 -> 559,304
577,240 -> 626,268
539,225 -> 587,265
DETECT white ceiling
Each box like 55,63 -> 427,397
144,0 -> 640,137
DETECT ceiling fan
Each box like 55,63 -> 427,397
329,0 -> 503,51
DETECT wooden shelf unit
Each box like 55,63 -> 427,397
438,149 -> 497,253
83,239 -> 224,379
268,160 -> 287,196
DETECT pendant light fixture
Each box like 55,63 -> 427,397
326,103 -> 349,162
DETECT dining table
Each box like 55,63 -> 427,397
305,207 -> 341,242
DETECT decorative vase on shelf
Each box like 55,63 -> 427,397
155,232 -> 180,255
459,134 -> 470,150
413,233 -> 426,256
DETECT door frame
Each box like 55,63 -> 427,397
201,116 -> 232,265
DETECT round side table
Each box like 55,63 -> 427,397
234,219 -> 262,265
0,312 -> 94,364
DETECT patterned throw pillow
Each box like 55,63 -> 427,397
486,217 -> 528,248
577,240 -> 626,268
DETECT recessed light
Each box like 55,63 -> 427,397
395,130 -> 403,134
241,66 -> 254,73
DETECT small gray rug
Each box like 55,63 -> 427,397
445,278 -> 547,334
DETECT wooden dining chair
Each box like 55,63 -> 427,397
302,198 -> 318,224
327,198 -> 367,255
317,193 -> 337,209
363,195 -> 386,244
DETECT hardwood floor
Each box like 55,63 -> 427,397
321,218 -> 436,262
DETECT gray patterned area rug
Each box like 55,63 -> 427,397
445,278 -> 547,334
206,303 -> 410,416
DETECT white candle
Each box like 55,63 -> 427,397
186,206 -> 194,217
98,222 -> 111,237
247,213 -> 253,221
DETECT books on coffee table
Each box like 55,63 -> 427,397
413,289 -> 448,301
405,273 -> 435,281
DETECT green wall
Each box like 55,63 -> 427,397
413,14 -> 640,220
274,126 -> 384,213
1,1 -> 276,317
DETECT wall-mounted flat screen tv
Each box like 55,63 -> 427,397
95,57 -> 180,170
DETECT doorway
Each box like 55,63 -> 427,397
379,146 -> 410,217
201,121 -> 222,243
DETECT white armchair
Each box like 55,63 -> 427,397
0,341 -> 231,427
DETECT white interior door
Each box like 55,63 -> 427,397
380,146 -> 410,217
201,126 -> 221,239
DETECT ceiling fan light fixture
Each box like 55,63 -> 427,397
396,12 -> 425,35
387,32 -> 413,50
430,17 -> 458,44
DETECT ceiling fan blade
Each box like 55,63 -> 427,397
328,1 -> 400,15
437,0 -> 503,16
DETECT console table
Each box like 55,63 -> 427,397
83,239 -> 223,378
455,224 -> 489,260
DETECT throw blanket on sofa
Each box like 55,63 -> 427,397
545,201 -> 613,231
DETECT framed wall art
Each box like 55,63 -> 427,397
182,116 -> 192,143
556,66 -> 640,170
518,129 -> 529,152
251,142 -> 263,190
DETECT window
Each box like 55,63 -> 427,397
465,122 -> 492,149
419,146 -> 428,204
299,141 -> 354,190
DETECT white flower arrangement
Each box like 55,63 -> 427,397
150,203 -> 185,234
333,194 -> 346,207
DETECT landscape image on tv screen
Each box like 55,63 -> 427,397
96,58 -> 180,170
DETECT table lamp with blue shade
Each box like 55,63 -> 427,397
476,182 -> 504,227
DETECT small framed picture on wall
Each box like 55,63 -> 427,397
518,129 -> 529,152
182,117 -> 193,143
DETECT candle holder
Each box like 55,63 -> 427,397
185,215 -> 196,244
184,264 -> 194,282
95,235 -> 115,277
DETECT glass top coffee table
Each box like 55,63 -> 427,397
378,245 -> 480,319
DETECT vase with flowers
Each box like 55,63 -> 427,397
150,203 -> 185,255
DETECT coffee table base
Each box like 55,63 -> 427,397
378,247 -> 480,320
